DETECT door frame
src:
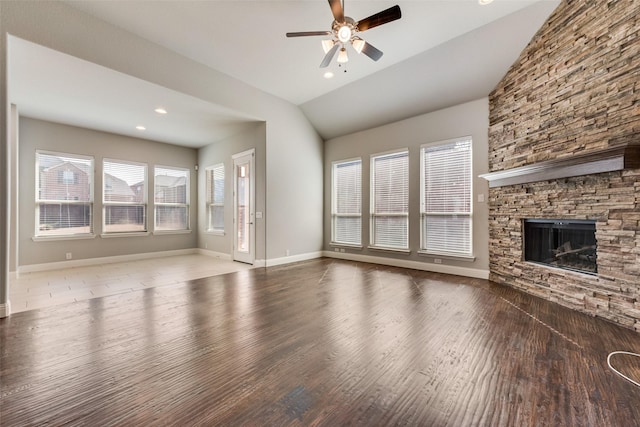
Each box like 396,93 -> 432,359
232,149 -> 255,264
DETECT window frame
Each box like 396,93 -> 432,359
34,150 -> 95,240
419,136 -> 473,258
154,165 -> 191,233
102,158 -> 148,235
331,157 -> 363,247
205,163 -> 225,235
369,149 -> 410,252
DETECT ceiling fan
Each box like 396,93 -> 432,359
286,0 -> 402,68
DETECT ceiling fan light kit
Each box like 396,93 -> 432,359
286,0 -> 402,69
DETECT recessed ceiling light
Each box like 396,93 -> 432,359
478,0 -> 494,4
155,108 -> 167,114
136,125 -> 146,131
324,71 -> 334,79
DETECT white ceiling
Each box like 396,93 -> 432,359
9,36 -> 262,147
9,0 -> 560,145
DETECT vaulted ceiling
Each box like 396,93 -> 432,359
9,1 -> 560,145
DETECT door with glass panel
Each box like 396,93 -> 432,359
233,149 -> 255,264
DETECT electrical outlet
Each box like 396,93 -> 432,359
340,248 -> 345,253
286,249 -> 290,256
66,252 -> 72,260
334,248 -> 339,252
434,258 -> 442,264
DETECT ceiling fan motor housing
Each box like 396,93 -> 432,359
333,17 -> 357,43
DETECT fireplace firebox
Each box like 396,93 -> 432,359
523,219 -> 597,275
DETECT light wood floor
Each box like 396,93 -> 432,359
9,254 -> 253,313
1,258 -> 639,425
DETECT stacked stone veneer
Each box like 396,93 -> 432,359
488,0 -> 640,331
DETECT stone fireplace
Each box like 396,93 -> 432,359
482,147 -> 640,331
485,1 -> 640,332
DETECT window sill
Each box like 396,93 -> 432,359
368,246 -> 411,254
330,242 -> 363,250
153,229 -> 192,235
32,234 -> 96,242
418,250 -> 476,262
101,231 -> 151,239
205,230 -> 225,236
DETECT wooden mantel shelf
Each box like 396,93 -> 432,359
479,142 -> 640,188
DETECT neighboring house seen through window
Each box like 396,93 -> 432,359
103,159 -> 147,233
206,163 -> 225,233
154,166 -> 190,231
331,158 -> 362,246
36,151 -> 94,237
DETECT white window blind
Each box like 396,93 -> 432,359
421,137 -> 472,256
332,159 -> 362,245
371,150 -> 409,249
154,166 -> 189,231
206,163 -> 225,232
103,159 -> 147,233
36,151 -> 94,237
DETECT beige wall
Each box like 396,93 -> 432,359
19,117 -> 198,267
198,123 -> 267,261
324,98 -> 490,278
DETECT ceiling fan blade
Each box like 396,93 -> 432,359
328,0 -> 344,23
356,5 -> 401,32
320,43 -> 340,68
286,31 -> 333,37
360,41 -> 383,61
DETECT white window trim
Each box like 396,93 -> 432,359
205,163 -> 225,233
331,157 -> 362,246
32,234 -> 96,242
153,229 -> 193,236
154,164 -> 191,232
420,136 -> 473,257
368,245 -> 411,254
329,242 -> 363,250
417,250 -> 476,262
35,150 -> 95,239
103,158 -> 148,235
100,231 -> 151,239
369,149 -> 409,251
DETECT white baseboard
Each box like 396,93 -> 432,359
322,250 -> 490,280
265,251 -> 324,267
197,248 -> 232,260
18,248 -> 199,275
253,259 -> 266,268
0,301 -> 11,318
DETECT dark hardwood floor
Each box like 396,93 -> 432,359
1,258 -> 639,426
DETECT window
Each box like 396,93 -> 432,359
331,159 -> 362,246
36,151 -> 93,237
370,150 -> 409,250
206,163 -> 225,233
421,137 -> 472,256
59,170 -> 77,185
154,166 -> 189,231
103,159 -> 147,233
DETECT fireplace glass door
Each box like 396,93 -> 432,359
523,219 -> 597,275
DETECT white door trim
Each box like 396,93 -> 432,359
232,149 -> 255,264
